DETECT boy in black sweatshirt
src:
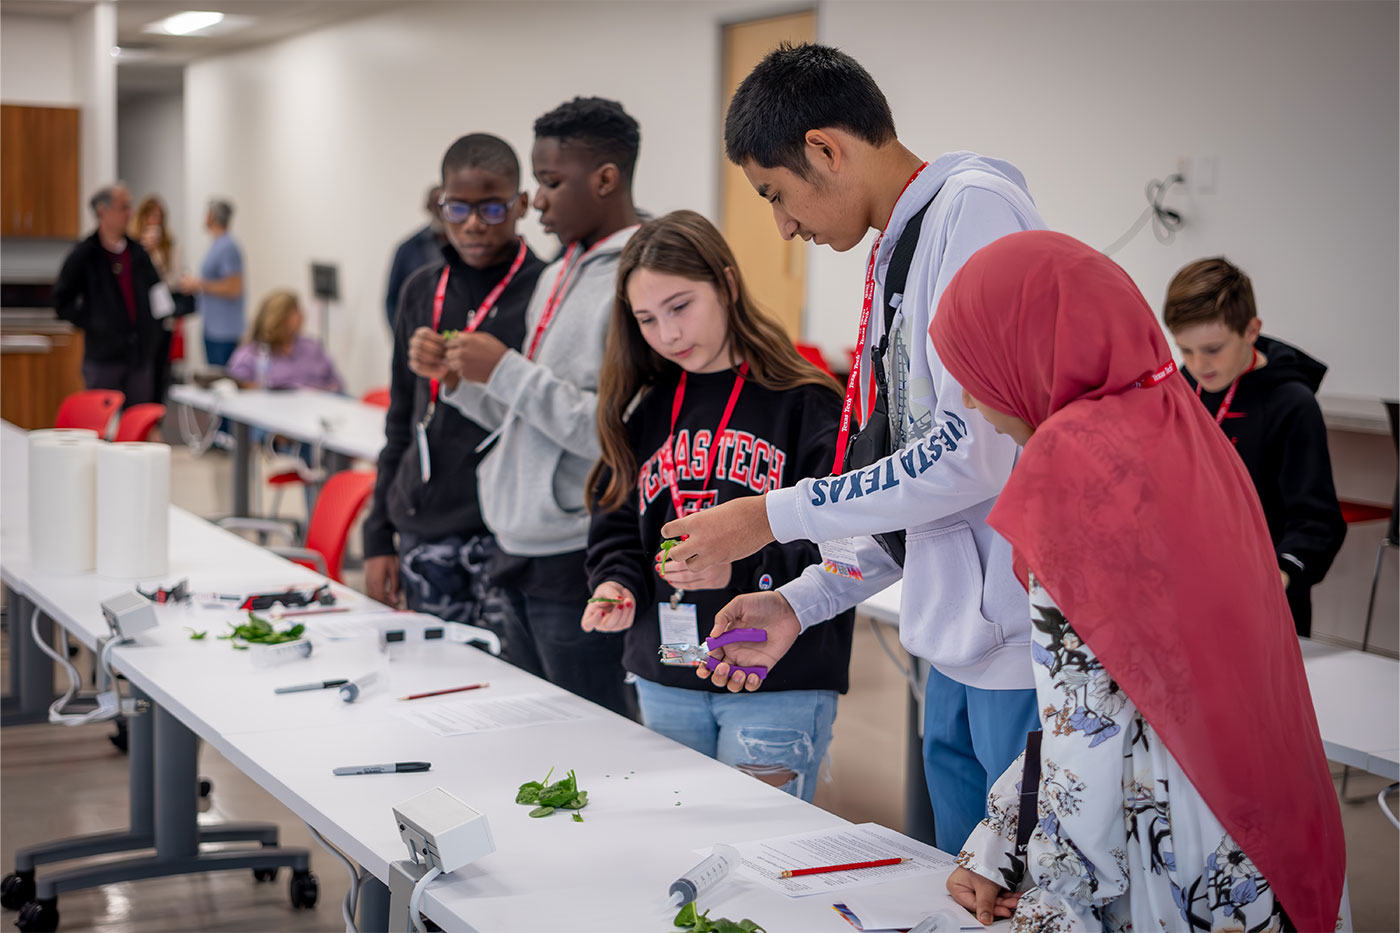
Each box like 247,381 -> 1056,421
1164,257 -> 1346,636
363,134 -> 545,634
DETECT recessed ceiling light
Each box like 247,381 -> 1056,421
144,11 -> 225,36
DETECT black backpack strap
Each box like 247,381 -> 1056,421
1013,730 -> 1043,861
869,197 -> 936,396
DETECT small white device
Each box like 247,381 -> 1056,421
393,786 -> 495,874
101,591 -> 158,639
339,670 -> 379,702
378,616 -> 500,657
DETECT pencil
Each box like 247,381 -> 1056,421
398,682 -> 490,701
779,857 -> 906,878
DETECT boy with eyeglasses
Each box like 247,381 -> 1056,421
409,97 -> 642,717
365,134 -> 546,641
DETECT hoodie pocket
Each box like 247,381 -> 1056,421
901,521 -> 1005,668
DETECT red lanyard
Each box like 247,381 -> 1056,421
1133,360 -> 1178,389
526,230 -> 625,360
1197,350 -> 1258,424
656,363 -> 749,517
833,162 -> 930,475
429,238 -> 528,402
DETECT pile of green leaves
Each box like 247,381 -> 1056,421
671,903 -> 765,932
217,612 -> 305,650
515,767 -> 588,820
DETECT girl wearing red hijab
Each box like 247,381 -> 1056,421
930,231 -> 1345,932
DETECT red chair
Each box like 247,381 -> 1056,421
55,389 -> 124,438
794,342 -> 835,378
361,386 -> 391,408
114,403 -> 167,442
218,469 -> 376,584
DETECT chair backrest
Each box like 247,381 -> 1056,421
55,389 -> 124,438
360,387 -> 391,409
115,403 -> 167,442
303,469 -> 377,583
794,342 -> 834,378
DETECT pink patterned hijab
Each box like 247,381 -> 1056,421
931,230 -> 1344,933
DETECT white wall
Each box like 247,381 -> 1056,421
183,0 -> 1398,400
119,89 -> 187,267
0,14 -> 79,105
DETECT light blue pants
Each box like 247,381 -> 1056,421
633,677 -> 837,802
923,666 -> 1040,853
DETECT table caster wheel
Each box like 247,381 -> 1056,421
252,868 -> 277,882
1,870 -> 35,909
198,779 -> 213,798
15,897 -> 58,932
289,870 -> 318,909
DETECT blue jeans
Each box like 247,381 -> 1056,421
204,337 -> 238,368
923,667 -> 1039,853
499,589 -> 635,720
633,677 -> 837,802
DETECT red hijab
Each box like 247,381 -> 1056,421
931,231 -> 1343,933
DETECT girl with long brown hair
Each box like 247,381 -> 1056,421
581,209 -> 854,800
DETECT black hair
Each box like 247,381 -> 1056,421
724,42 -> 896,178
441,133 -> 521,188
533,96 -> 640,184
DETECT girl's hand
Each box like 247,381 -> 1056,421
947,866 -> 1020,925
660,496 -> 774,572
657,555 -> 731,591
581,581 -> 636,633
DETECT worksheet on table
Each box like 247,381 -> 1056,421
728,822 -> 956,898
394,693 -> 595,736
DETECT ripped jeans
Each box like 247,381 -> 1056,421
632,678 -> 837,802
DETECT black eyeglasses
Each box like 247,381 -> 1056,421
437,195 -> 518,226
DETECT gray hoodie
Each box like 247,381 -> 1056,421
441,225 -> 637,556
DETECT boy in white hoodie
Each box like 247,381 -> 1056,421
662,44 -> 1044,852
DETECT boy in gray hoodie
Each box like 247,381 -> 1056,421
408,98 -> 642,716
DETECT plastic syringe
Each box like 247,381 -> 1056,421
665,844 -> 740,909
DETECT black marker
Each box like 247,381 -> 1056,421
332,761 -> 432,776
274,679 -> 350,695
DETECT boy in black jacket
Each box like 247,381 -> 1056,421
54,184 -> 164,406
1165,257 -> 1346,635
363,135 -> 545,631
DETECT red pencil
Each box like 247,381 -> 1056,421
779,857 -> 906,878
398,682 -> 490,701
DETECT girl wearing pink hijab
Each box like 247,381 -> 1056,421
930,231 -> 1345,932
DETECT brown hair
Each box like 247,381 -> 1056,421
589,210 -> 840,511
1163,257 -> 1257,334
130,195 -> 173,267
248,289 -> 302,350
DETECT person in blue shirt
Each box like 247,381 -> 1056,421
181,198 -> 245,367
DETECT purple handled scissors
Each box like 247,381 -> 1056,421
657,627 -> 769,681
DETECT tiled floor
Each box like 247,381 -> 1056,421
2,440 -> 1396,931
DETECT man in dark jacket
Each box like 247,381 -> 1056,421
363,135 -> 545,631
1166,257 -> 1347,635
53,183 -> 165,406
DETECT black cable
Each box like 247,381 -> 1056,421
1102,172 -> 1185,256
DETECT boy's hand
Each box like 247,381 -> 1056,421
364,555 -> 401,607
657,556 -> 731,591
445,332 -> 509,384
947,866 -> 1020,925
1280,570 -> 1290,591
698,592 -> 800,692
581,582 -> 636,633
408,327 -> 456,387
661,496 -> 774,573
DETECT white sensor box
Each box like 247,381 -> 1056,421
393,786 -> 495,874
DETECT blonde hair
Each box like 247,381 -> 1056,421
249,289 -> 302,349
130,195 -> 173,265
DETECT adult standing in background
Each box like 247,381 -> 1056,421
53,183 -> 164,407
131,194 -> 182,402
384,185 -> 448,328
181,198 -> 244,367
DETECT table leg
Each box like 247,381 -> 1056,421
903,676 -> 937,846
1,591 -> 57,727
232,420 -> 251,517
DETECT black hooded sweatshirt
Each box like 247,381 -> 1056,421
1185,335 -> 1346,635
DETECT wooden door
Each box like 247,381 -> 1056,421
720,11 -> 815,340
1,105 -> 32,237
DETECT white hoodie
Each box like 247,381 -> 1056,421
767,152 -> 1045,689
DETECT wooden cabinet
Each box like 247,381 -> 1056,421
0,316 -> 85,429
1,105 -> 80,239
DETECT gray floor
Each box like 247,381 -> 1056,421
2,441 -> 1396,931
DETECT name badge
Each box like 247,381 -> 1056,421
819,537 -> 865,581
416,421 -> 431,484
658,602 -> 700,647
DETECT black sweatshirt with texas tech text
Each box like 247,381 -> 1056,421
586,369 -> 855,693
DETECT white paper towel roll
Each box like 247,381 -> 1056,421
96,442 -> 171,579
28,433 -> 100,574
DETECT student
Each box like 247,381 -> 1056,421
928,230 -> 1345,933
410,98 -> 641,716
226,289 -> 344,392
659,43 -> 1043,852
582,211 -> 853,800
1164,257 -> 1346,636
364,135 -> 545,627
